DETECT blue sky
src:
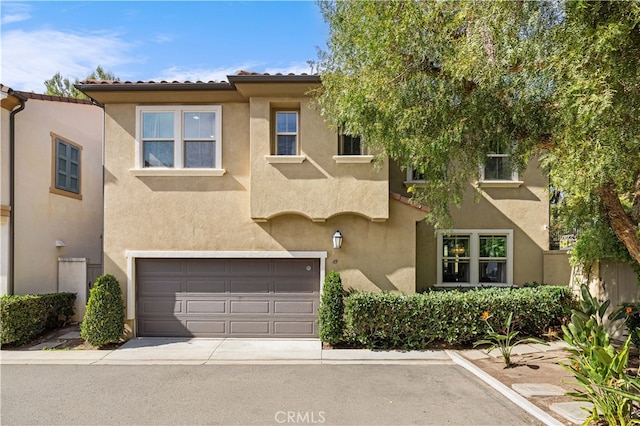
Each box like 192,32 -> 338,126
1,1 -> 328,92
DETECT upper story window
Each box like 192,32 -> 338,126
339,134 -> 363,155
275,111 -> 298,155
135,105 -> 223,175
50,133 -> 82,200
436,229 -> 513,287
480,141 -> 518,182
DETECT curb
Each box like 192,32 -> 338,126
446,350 -> 564,426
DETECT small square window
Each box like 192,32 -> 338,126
339,134 -> 363,155
481,141 -> 518,181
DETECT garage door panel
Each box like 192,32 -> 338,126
230,321 -> 270,334
139,299 -> 182,315
186,259 -> 226,275
274,301 -> 315,314
137,259 -> 183,275
230,280 -> 270,293
228,260 -> 271,275
274,259 -> 317,275
274,321 -> 315,335
139,319 -> 188,336
186,280 -> 226,293
186,300 -> 226,314
137,258 -> 319,337
184,320 -> 225,334
275,279 -> 317,294
230,300 -> 270,314
138,279 -> 183,295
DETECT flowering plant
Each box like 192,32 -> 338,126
474,311 -> 548,367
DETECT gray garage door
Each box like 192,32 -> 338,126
136,258 -> 320,338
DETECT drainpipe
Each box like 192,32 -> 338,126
8,90 -> 27,295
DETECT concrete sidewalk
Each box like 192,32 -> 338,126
0,337 -> 453,365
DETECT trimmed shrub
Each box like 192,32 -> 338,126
344,286 -> 574,350
1,292 -> 76,345
81,274 -> 125,347
318,271 -> 345,345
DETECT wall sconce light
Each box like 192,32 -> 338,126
332,230 -> 343,249
55,240 -> 66,248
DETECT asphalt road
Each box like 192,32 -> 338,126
1,364 -> 541,425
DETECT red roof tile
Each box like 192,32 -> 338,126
389,192 -> 430,213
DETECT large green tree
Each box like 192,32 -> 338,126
315,0 -> 640,270
44,66 -> 118,99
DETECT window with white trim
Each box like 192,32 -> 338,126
437,230 -> 513,286
275,111 -> 298,155
339,134 -> 365,155
406,166 -> 425,182
135,105 -> 222,170
480,141 -> 518,181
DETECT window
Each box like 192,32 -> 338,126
339,134 -> 363,155
50,133 -> 81,200
481,141 -> 518,181
135,105 -> 223,175
406,166 -> 425,182
437,230 -> 513,286
275,111 -> 298,155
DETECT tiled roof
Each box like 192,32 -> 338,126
16,91 -> 94,105
389,192 -> 430,213
78,71 -> 320,86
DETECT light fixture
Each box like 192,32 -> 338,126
55,240 -> 66,248
332,230 -> 343,249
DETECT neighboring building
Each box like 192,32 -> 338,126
0,85 -> 103,303
77,72 -> 553,338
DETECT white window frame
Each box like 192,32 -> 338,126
133,105 -> 225,176
436,229 -> 514,287
275,111 -> 299,155
333,133 -> 374,164
478,144 -> 522,187
403,165 -> 427,187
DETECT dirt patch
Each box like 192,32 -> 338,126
469,350 -> 581,425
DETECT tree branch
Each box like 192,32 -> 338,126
599,181 -> 640,265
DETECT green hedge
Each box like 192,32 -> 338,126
318,271 -> 345,345
1,292 -> 76,345
344,286 -> 574,349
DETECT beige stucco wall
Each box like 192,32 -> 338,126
408,158 -> 550,290
102,100 -> 425,322
0,106 -> 10,294
12,99 -> 103,295
543,250 -> 572,285
249,97 -> 388,221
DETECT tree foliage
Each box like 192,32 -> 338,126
44,66 -> 118,99
315,0 -> 640,269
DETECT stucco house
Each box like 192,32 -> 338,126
0,85 -> 103,316
76,72 -> 561,338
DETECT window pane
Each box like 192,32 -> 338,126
442,236 -> 470,257
484,156 -> 512,180
184,112 -> 215,139
277,135 -> 297,155
479,236 -> 507,257
57,172 -> 66,188
58,158 -> 67,173
143,112 -> 174,138
341,135 -> 361,155
184,141 -> 215,168
411,168 -> 425,181
276,112 -> 297,133
442,260 -> 470,283
70,162 -> 78,177
57,140 -> 67,157
70,147 -> 79,162
479,261 -> 506,283
144,141 -> 174,167
70,177 -> 79,193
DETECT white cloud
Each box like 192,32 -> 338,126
151,64 -> 257,83
1,29 -> 136,92
1,3 -> 31,25
152,62 -> 316,84
264,62 -> 316,75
